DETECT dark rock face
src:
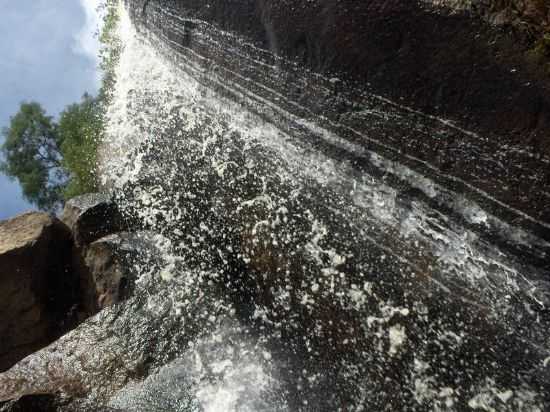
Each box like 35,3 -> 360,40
0,395 -> 61,412
0,213 -> 78,372
61,193 -> 124,247
61,194 -> 128,315
135,0 -> 550,150
79,233 -> 144,313
432,0 -> 550,39
131,0 -> 550,233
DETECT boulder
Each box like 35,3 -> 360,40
0,231 -> 202,409
78,233 -> 142,313
61,193 -> 124,247
0,212 -> 78,372
61,193 -> 131,317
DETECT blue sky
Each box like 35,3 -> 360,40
0,0 -> 101,219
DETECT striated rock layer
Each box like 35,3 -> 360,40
130,0 -> 550,237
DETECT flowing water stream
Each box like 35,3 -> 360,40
2,2 -> 549,411
98,3 -> 550,410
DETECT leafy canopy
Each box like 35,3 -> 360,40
0,96 -> 104,211
0,0 -> 120,212
0,102 -> 66,211
59,93 -> 103,199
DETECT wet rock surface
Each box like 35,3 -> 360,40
62,193 -> 131,315
80,232 -> 152,312
133,0 -> 550,145
427,0 -> 550,38
131,0 -> 550,232
0,213 -> 77,372
0,232 -> 235,410
1,2 -> 550,411
61,193 -> 125,247
0,395 -> 64,412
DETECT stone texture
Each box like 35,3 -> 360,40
0,395 -> 59,412
132,0 -> 550,237
61,193 -> 124,247
0,213 -> 78,372
424,0 -> 550,38
0,395 -> 126,412
0,232 -> 196,408
77,233 -> 138,314
61,193 -> 130,317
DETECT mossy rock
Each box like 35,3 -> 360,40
534,33 -> 550,56
525,32 -> 550,67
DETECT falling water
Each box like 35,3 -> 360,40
2,1 -> 548,411
94,2 -> 550,410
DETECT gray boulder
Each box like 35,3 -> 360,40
61,193 -> 124,247
78,233 -> 143,313
62,193 -> 130,316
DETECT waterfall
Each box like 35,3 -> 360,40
3,2 -> 548,411
96,2 -> 550,409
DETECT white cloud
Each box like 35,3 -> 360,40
74,0 -> 103,83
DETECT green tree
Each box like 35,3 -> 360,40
58,93 -> 102,199
0,2 -> 120,212
0,102 -> 66,211
97,0 -> 121,104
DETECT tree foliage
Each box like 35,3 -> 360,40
0,96 -> 106,211
59,94 -> 103,199
0,103 -> 66,211
0,0 -> 121,212
98,0 -> 122,104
